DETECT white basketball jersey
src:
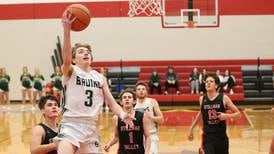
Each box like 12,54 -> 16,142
61,65 -> 104,121
135,98 -> 157,133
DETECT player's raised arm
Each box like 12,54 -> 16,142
104,116 -> 119,152
102,76 -> 134,126
143,112 -> 151,154
61,11 -> 75,78
151,98 -> 164,124
217,95 -> 240,121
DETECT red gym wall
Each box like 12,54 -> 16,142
0,0 -> 273,100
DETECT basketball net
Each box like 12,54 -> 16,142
185,21 -> 197,28
128,0 -> 163,17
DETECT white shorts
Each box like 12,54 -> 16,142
53,118 -> 102,154
150,133 -> 159,154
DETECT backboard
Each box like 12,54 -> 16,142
161,0 -> 219,28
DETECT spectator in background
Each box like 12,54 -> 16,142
0,67 -> 11,111
223,69 -> 236,94
149,69 -> 162,94
50,66 -> 63,100
164,66 -> 180,95
199,68 -> 207,94
32,67 -> 45,111
216,69 -> 224,92
20,66 -> 33,109
189,67 -> 199,94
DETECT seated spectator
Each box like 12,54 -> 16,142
148,69 -> 162,94
199,68 -> 207,94
216,69 -> 224,92
164,66 -> 180,95
223,69 -> 236,94
189,67 -> 199,94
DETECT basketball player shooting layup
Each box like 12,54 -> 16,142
188,73 -> 240,154
104,88 -> 151,154
53,11 -> 135,154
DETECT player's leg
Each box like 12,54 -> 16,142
57,140 -> 77,154
79,139 -> 101,154
202,134 -> 215,154
215,135 -> 229,154
150,134 -> 159,154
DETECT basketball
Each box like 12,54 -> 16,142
65,4 -> 91,31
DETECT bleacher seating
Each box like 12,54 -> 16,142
92,59 -> 274,105
137,65 -> 244,105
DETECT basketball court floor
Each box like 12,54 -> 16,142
0,104 -> 273,154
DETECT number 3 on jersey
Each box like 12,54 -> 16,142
85,90 -> 93,107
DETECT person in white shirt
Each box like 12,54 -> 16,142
222,69 -> 236,94
135,82 -> 164,154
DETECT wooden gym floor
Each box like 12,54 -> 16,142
0,104 -> 273,154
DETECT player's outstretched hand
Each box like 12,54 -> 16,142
187,130 -> 194,141
61,11 -> 76,30
217,112 -> 229,121
104,143 -> 111,152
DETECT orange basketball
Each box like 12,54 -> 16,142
65,4 -> 91,31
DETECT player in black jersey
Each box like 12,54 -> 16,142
104,88 -> 151,154
30,95 -> 59,154
188,73 -> 240,154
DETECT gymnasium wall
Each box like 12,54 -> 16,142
0,0 -> 274,100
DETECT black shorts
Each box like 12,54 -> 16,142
202,133 -> 229,154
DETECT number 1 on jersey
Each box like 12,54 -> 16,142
128,132 -> 133,144
85,90 -> 93,107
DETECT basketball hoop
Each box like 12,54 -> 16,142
128,0 -> 163,17
185,21 -> 197,28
